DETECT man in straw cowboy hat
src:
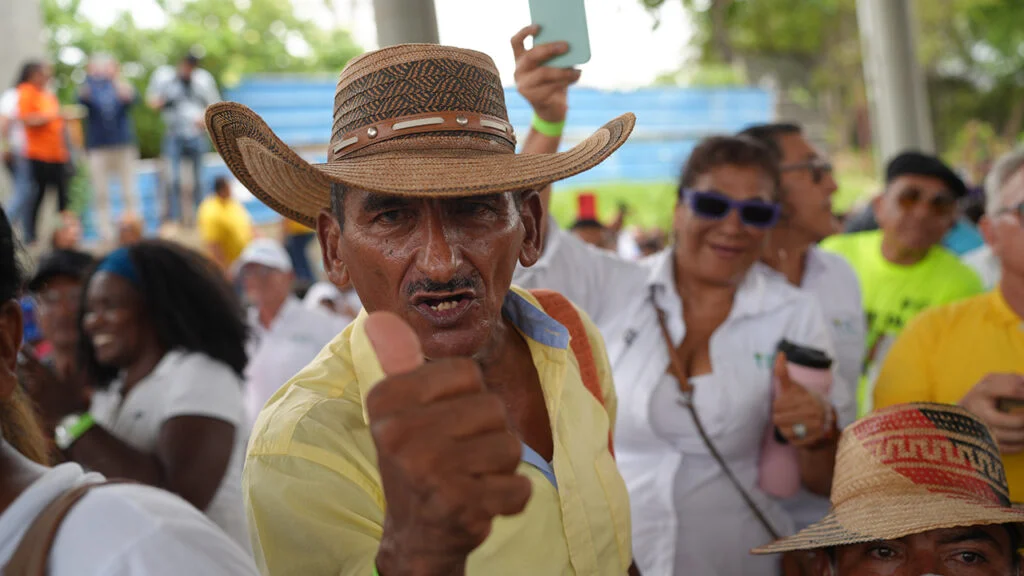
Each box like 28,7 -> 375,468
205,39 -> 638,575
753,402 -> 1024,575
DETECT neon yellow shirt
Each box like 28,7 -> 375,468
196,196 -> 253,267
243,286 -> 632,576
822,231 -> 983,350
873,288 -> 1024,501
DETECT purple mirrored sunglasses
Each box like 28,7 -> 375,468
680,188 -> 781,229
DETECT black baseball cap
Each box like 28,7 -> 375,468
885,151 -> 968,198
27,249 -> 96,292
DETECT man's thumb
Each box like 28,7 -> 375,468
365,311 -> 424,376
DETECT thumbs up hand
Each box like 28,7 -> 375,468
772,352 -> 834,449
365,312 -> 532,576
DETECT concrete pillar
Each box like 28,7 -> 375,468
856,0 -> 934,176
372,0 -> 439,47
0,0 -> 44,202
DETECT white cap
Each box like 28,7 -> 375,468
303,281 -> 341,309
235,238 -> 293,273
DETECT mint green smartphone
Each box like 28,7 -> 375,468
528,0 -> 591,68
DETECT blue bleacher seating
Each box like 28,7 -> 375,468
81,77 -> 772,240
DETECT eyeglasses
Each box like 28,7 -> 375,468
680,189 -> 781,229
996,202 -> 1024,221
895,187 -> 957,217
33,286 -> 81,309
780,159 -> 834,184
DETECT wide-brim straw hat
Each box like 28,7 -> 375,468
754,402 -> 1024,554
206,44 -> 635,228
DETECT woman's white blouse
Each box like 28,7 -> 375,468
514,226 -> 850,576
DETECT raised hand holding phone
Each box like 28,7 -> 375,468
527,0 -> 591,68
366,312 -> 532,576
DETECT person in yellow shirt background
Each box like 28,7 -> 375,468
873,147 -> 1024,500
197,175 -> 253,270
822,151 -> 983,414
281,217 -> 316,283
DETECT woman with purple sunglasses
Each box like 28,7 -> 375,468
510,32 -> 845,576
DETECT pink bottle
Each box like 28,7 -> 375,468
758,340 -> 834,499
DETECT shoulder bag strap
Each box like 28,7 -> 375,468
648,285 -> 781,541
530,288 -> 614,457
4,479 -> 133,576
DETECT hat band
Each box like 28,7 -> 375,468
331,110 -> 516,161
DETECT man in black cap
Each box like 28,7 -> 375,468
821,151 -> 983,414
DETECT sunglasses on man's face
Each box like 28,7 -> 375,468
780,159 -> 834,185
895,187 -> 957,217
680,189 -> 781,229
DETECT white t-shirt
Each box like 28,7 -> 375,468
245,296 -> 348,428
0,444 -> 257,575
513,222 -> 845,576
89,350 -> 250,551
963,245 -> 1000,291
0,88 -> 26,154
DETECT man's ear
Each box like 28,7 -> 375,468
979,215 -> 995,247
317,209 -> 350,288
518,190 -> 544,268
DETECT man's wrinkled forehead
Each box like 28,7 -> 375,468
354,190 -> 515,212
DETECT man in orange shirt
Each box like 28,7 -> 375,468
18,61 -> 70,244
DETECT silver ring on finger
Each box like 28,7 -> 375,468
793,423 -> 808,440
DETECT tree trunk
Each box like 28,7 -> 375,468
1002,96 -> 1024,143
709,0 -> 734,62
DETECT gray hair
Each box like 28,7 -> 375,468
985,147 -> 1024,216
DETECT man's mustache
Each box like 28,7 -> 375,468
405,275 -> 482,297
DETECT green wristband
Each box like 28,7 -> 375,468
372,567 -> 380,576
531,113 -> 565,137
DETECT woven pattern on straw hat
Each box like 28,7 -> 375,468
753,402 -> 1024,554
205,43 -> 635,228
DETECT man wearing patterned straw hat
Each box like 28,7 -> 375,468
206,41 -> 638,575
753,402 -> 1024,575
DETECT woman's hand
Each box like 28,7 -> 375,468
771,352 -> 835,449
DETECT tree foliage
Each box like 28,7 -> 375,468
41,0 -> 362,158
643,0 -> 1024,163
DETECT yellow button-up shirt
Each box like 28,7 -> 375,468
874,287 -> 1024,500
243,287 -> 632,575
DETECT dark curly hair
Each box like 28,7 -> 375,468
78,240 -> 249,388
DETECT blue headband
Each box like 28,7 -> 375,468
96,248 -> 140,287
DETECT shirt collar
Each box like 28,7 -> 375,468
986,286 -> 1023,326
350,286 -> 570,424
644,248 -> 770,320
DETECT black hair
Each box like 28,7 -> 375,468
678,135 -> 782,201
0,207 -> 50,465
14,60 -> 44,87
78,240 -> 249,388
737,123 -> 802,163
570,219 -> 605,231
0,208 -> 21,302
213,176 -> 230,193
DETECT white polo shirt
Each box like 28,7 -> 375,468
513,224 -> 847,576
0,444 -> 257,575
89,350 -> 251,552
244,296 -> 347,428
